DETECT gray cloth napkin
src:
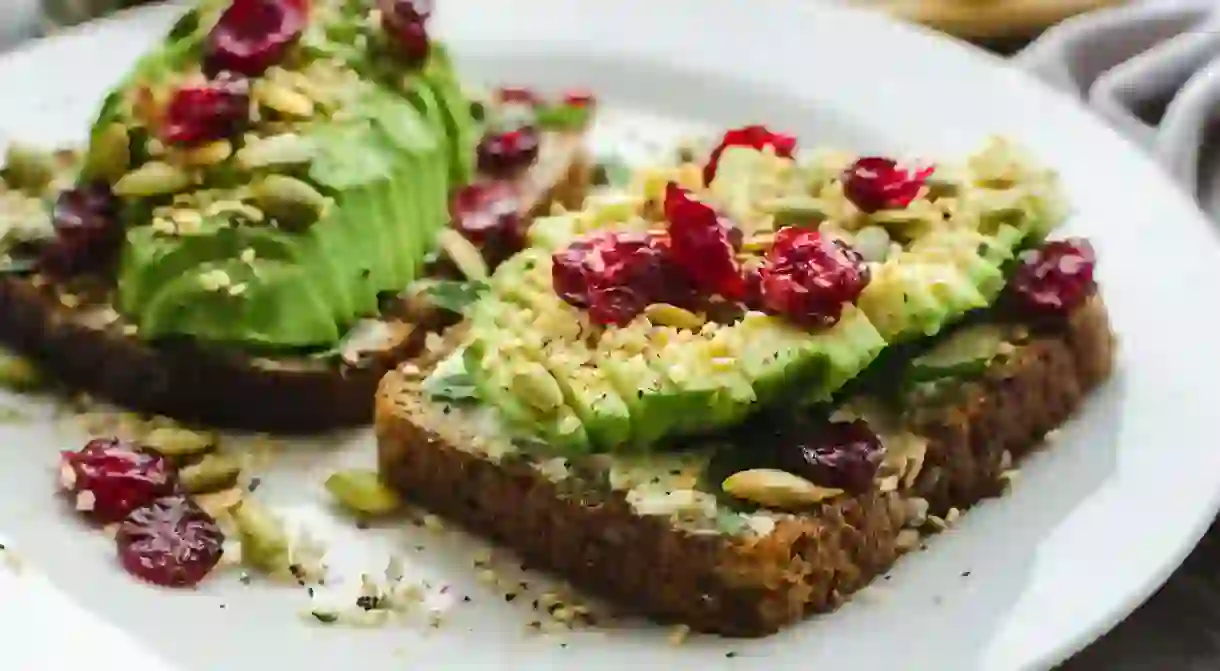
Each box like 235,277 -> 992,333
1014,1 -> 1220,215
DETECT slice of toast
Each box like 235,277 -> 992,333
0,131 -> 591,433
375,296 -> 1115,636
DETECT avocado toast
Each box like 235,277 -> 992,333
375,131 -> 1115,635
0,0 -> 594,432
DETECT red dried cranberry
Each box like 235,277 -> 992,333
162,74 -> 251,147
663,182 -> 744,299
58,438 -> 178,524
476,126 -> 541,178
741,264 -> 765,311
841,157 -> 934,214
758,227 -> 870,328
703,125 -> 797,185
204,0 -> 307,78
116,495 -> 225,588
450,180 -> 525,266
39,183 -> 122,277
777,419 -> 884,494
380,0 -> 432,66
562,89 -> 596,108
1008,238 -> 1097,316
496,87 -> 540,106
552,231 -> 694,326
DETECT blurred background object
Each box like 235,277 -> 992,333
862,0 -> 1124,42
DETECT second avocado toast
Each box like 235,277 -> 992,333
0,0 -> 593,431
376,131 -> 1116,635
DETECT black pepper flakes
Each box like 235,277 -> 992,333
247,477 -> 262,493
505,593 -> 518,603
239,572 -> 252,585
356,595 -> 384,611
961,571 -> 971,578
463,595 -> 472,603
725,652 -> 737,658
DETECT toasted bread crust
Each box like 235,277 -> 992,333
375,297 -> 1116,636
0,142 -> 591,433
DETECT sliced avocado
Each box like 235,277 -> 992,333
118,221 -> 300,317
479,269 -> 633,451
139,259 -> 339,347
465,306 -> 591,453
419,45 -> 479,187
597,353 -> 687,449
908,322 -> 1010,382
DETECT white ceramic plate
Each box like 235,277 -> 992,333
2,2 -> 1219,670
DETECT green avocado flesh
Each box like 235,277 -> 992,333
429,201 -> 1044,455
92,4 -> 478,350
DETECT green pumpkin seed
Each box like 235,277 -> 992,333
252,175 -> 329,231
180,454 -> 244,494
510,363 -> 565,413
869,208 -> 930,228
324,469 -> 401,516
113,162 -> 192,198
760,195 -> 830,227
255,81 -> 315,119
3,144 -> 56,195
436,228 -> 489,281
142,426 -> 215,457
235,133 -> 315,170
643,303 -> 705,330
0,349 -> 41,391
82,123 -> 131,183
232,497 -> 291,574
177,140 -> 233,168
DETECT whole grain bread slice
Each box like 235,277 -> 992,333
374,296 -> 1116,637
0,132 -> 591,433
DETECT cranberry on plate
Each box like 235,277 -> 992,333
58,437 -> 178,524
116,495 -> 225,588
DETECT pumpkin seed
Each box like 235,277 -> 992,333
0,349 -> 40,391
721,468 -> 843,510
142,426 -> 215,457
256,81 -> 316,119
436,228 -> 489,281
176,140 -> 233,168
235,133 -> 315,170
643,303 -> 705,330
852,225 -> 891,263
252,175 -> 328,231
113,161 -> 192,198
82,123 -> 132,183
232,497 -> 291,574
194,486 -> 244,518
324,469 -> 401,516
510,363 -> 565,413
3,143 -> 56,195
869,208 -> 929,228
180,454 -> 243,494
760,195 -> 830,227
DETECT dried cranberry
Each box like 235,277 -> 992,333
204,0 -> 307,78
380,0 -> 432,66
841,157 -> 934,214
39,183 -> 122,277
58,438 -> 178,524
496,87 -> 540,106
562,89 -> 596,108
476,126 -> 541,178
703,125 -> 797,185
758,227 -> 870,328
450,180 -> 525,266
116,495 -> 225,588
162,75 -> 251,147
777,419 -> 885,494
552,231 -> 693,326
1007,237 -> 1097,316
663,182 -> 744,300
741,264 -> 765,311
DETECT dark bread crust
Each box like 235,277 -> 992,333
0,138 -> 592,433
374,297 -> 1116,636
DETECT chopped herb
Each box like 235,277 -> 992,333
714,510 -> 749,535
422,370 -> 478,402
414,279 -> 489,314
535,104 -> 589,131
